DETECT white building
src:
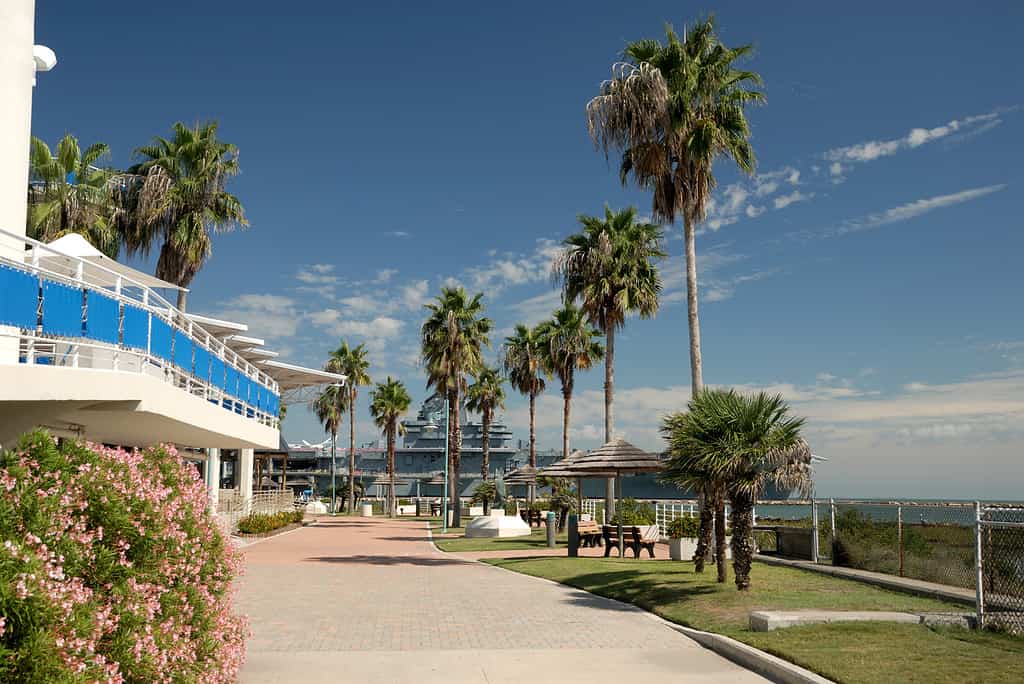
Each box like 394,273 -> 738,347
0,0 -> 342,516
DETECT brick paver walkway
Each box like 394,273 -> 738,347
237,517 -> 767,683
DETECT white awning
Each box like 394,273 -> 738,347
185,313 -> 248,338
259,359 -> 346,390
32,233 -> 185,291
238,347 -> 278,361
224,334 -> 265,350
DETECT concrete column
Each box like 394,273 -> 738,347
0,1 -> 38,365
206,448 -> 221,511
239,448 -> 254,514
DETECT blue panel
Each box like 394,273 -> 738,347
173,330 -> 193,373
122,306 -> 149,350
237,376 -> 250,404
210,356 -> 225,390
150,318 -> 173,362
84,290 -> 120,344
254,384 -> 264,411
0,265 -> 39,329
224,366 -> 239,398
41,280 -> 83,337
193,346 -> 211,382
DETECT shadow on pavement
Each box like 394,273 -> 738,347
301,555 -> 470,566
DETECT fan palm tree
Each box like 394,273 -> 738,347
27,134 -> 120,257
502,324 -> 547,467
555,204 -> 665,518
587,17 -> 764,565
421,287 -> 492,527
120,121 -> 247,311
661,389 -> 812,590
325,341 -> 372,513
369,377 -> 412,518
465,365 -> 506,490
537,305 -> 604,464
312,383 -> 347,515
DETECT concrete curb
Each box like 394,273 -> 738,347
440,538 -> 835,684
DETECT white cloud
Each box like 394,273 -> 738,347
829,162 -> 843,177
745,205 -> 765,218
461,238 -> 562,295
825,110 -> 1002,164
308,309 -> 405,340
375,268 -> 398,283
211,293 -> 300,339
773,190 -> 814,210
507,289 -> 562,326
388,231 -> 412,238
296,264 -> 339,285
827,184 -> 1006,237
400,279 -> 429,311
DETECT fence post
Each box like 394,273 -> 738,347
829,498 -> 837,566
974,501 -> 984,629
897,504 -> 904,577
811,498 -> 820,563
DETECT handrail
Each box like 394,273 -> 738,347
0,226 -> 277,393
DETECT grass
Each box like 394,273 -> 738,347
433,527 -> 567,552
484,556 -> 1023,683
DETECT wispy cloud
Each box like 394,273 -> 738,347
387,231 -> 412,238
296,263 -> 339,285
773,190 -> 814,210
825,110 -> 1003,164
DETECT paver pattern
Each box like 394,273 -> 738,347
237,516 -> 767,683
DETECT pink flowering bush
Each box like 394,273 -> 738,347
0,431 -> 246,683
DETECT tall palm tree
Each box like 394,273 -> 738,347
120,121 -> 247,311
661,389 -> 812,590
369,377 -> 412,518
501,324 -> 547,504
465,365 -> 506,486
555,204 -> 665,518
312,384 -> 347,514
27,134 -> 120,257
587,17 -> 764,561
421,287 -> 492,528
537,305 -> 604,464
325,341 -> 372,513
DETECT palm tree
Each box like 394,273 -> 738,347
555,204 -> 665,518
121,121 -> 247,311
421,287 -> 492,528
27,134 -> 120,257
661,389 -> 812,590
501,324 -> 547,501
470,480 -> 499,517
587,17 -> 764,565
312,384 -> 347,514
537,305 -> 604,464
325,341 -> 372,513
465,365 -> 506,490
369,377 -> 412,518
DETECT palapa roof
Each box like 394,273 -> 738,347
569,438 -> 666,474
502,465 -> 538,484
538,449 -> 614,477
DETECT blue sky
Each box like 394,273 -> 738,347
31,1 -> 1024,498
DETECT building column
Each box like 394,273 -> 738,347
0,1 -> 38,364
239,448 -> 254,514
205,448 -> 221,511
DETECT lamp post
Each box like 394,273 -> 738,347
424,397 -> 451,533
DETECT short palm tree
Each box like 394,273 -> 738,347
587,18 -> 764,565
555,204 -> 665,518
325,341 -> 372,513
121,121 -> 247,311
661,389 -> 812,590
312,383 -> 347,514
465,365 -> 505,485
27,134 -> 120,257
369,377 -> 412,518
420,287 -> 492,527
537,305 -> 604,463
501,324 -> 548,482
470,480 -> 499,516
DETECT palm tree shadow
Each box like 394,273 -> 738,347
302,555 -> 470,567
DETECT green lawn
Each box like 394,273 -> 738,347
485,556 -> 1023,683
433,527 -> 567,552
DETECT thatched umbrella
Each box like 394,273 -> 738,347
538,450 -> 613,513
570,438 -> 665,557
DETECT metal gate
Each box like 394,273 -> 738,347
977,504 -> 1024,632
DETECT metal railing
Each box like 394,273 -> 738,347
0,227 -> 280,427
977,504 -> 1024,633
216,489 -> 296,534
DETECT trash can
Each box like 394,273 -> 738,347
360,503 -> 373,517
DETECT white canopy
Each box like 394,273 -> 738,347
185,313 -> 248,337
259,359 -> 345,391
31,233 -> 185,291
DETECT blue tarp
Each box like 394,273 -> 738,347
84,290 -> 120,344
173,330 -> 193,374
224,366 -> 239,398
41,280 -> 83,337
210,356 -> 225,390
0,265 -> 39,329
193,346 -> 211,383
122,306 -> 149,350
150,318 -> 173,362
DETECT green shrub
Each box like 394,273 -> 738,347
609,498 -> 656,526
667,515 -> 700,538
237,510 -> 303,534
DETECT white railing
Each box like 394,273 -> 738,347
0,226 -> 279,427
217,489 -> 296,534
655,501 -> 699,540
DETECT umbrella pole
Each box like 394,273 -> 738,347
577,477 -> 582,518
617,473 -> 624,558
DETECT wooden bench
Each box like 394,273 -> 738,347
576,520 -> 603,547
520,509 -> 543,528
602,524 -> 658,558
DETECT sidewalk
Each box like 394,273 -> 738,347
236,516 -> 769,683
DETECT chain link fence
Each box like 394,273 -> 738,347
979,505 -> 1024,633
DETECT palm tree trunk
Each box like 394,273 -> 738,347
529,391 -> 537,505
449,388 -> 462,528
604,325 -> 616,522
331,431 -> 337,514
731,490 -> 755,590
683,216 -> 703,394
176,288 -> 187,312
349,390 -> 356,514
388,425 -> 396,518
281,454 -> 288,493
715,492 -> 727,583
481,408 -> 491,481
562,385 -> 571,462
694,485 -> 714,572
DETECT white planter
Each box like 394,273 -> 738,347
668,537 -> 731,560
360,503 -> 373,517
